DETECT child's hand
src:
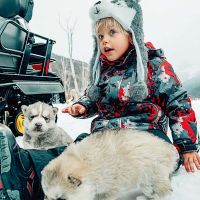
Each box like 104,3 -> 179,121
62,104 -> 86,116
182,151 -> 200,173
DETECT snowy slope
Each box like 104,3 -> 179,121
16,100 -> 200,200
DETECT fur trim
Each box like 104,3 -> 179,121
89,36 -> 99,84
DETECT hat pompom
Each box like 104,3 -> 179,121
130,81 -> 148,102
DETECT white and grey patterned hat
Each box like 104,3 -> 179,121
88,0 -> 148,101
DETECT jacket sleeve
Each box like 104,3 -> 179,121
151,58 -> 199,153
72,91 -> 98,119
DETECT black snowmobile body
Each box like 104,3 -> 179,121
0,0 -> 65,136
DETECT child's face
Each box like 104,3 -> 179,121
97,26 -> 131,61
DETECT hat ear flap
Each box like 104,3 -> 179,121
89,36 -> 99,84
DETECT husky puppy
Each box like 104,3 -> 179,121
21,102 -> 73,149
41,129 -> 179,200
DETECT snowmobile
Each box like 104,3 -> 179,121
0,0 -> 65,136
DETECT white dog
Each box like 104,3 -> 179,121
41,129 -> 179,200
21,102 -> 73,149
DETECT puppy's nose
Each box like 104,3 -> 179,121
94,1 -> 101,5
35,122 -> 42,128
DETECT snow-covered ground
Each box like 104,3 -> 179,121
16,100 -> 200,200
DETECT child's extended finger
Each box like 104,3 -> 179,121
62,107 -> 69,113
196,153 -> 200,163
194,155 -> 200,170
188,158 -> 195,172
79,107 -> 85,114
72,105 -> 79,115
183,157 -> 191,172
194,159 -> 200,170
184,161 -> 190,173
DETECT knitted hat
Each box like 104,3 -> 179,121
87,0 -> 148,102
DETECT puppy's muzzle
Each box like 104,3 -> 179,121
35,122 -> 42,131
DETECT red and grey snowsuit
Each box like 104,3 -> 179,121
75,43 -> 199,154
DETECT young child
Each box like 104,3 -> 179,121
63,0 -> 200,174
0,0 -> 199,200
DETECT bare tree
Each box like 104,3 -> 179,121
58,16 -> 80,96
60,56 -> 71,100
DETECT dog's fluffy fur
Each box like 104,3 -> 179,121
21,102 -> 73,149
41,129 -> 179,200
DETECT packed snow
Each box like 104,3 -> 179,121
16,100 -> 200,200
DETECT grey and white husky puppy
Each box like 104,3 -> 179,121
21,101 -> 73,149
41,129 -> 179,200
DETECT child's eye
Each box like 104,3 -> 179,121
98,34 -> 103,40
110,29 -> 116,35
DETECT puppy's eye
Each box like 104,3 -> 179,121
44,117 -> 50,122
28,116 -> 34,121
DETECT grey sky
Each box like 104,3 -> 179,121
30,0 -> 200,78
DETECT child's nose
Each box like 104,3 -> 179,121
102,35 -> 110,44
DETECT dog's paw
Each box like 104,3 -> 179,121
136,195 -> 148,200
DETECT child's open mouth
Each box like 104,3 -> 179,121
104,47 -> 114,52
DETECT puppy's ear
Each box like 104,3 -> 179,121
41,167 -> 58,182
21,105 -> 28,114
67,174 -> 82,187
52,107 -> 58,115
